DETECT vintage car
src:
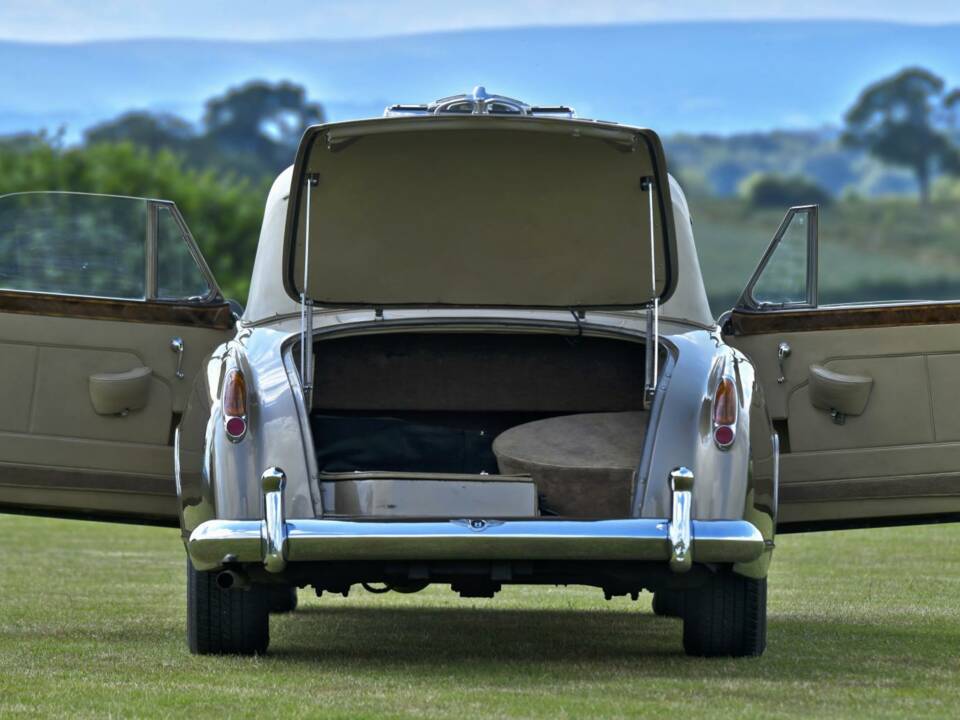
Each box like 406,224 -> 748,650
1,89 -> 958,658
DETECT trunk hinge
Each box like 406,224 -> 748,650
641,176 -> 659,409
300,173 -> 320,411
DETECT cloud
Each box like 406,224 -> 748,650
2,0 -> 960,42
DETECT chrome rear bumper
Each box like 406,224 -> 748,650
186,465 -> 767,572
187,516 -> 765,571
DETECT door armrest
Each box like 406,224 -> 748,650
88,366 -> 152,415
808,364 -> 873,417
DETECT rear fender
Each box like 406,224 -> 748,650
638,330 -> 775,576
177,328 -> 316,541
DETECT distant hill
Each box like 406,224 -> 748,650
3,21 -> 960,138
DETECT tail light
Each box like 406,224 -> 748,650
712,376 -> 738,449
223,368 -> 247,441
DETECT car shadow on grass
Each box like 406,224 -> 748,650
265,604 -> 955,680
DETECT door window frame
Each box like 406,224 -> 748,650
149,200 -> 221,303
0,191 -> 222,305
736,205 -> 819,311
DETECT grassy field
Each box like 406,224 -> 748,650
1,515 -> 958,719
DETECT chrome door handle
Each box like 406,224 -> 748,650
170,337 -> 185,379
777,341 -> 791,384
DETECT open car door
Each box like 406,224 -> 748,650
723,205 -> 960,531
0,192 -> 234,525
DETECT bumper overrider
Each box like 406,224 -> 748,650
187,467 -> 766,573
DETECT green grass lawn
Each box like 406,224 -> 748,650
1,515 -> 958,718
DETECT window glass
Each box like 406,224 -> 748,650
751,210 -> 809,306
818,205 -> 960,305
156,206 -> 211,300
0,193 -> 145,299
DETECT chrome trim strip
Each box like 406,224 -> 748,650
668,467 -> 694,572
771,431 -> 781,521
187,516 -> 764,571
145,201 -> 158,299
261,467 -> 288,573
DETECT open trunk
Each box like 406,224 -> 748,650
302,331 -> 651,519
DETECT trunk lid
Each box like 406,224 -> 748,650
283,115 -> 677,310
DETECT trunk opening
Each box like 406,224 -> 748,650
299,331 -> 652,519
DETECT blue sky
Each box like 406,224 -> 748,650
3,1 -> 960,42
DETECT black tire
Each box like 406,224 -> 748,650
186,560 -> 270,655
682,572 -> 767,657
267,585 -> 299,614
652,589 -> 684,618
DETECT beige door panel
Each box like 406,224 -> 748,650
0,308 -> 231,523
787,355 -> 930,453
32,347 -> 171,444
728,316 -> 960,527
733,323 -> 960,419
0,482 -> 177,520
0,311 -> 224,412
783,441 -> 960,481
0,342 -> 36,433
780,495 -> 960,525
926,353 -> 960,442
0,433 -> 172,475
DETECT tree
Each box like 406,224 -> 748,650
82,81 -> 326,179
85,112 -> 195,154
842,67 -> 960,204
202,80 -> 325,172
739,173 -> 832,209
946,89 -> 960,132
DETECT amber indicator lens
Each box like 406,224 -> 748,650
223,368 -> 247,418
713,377 -> 738,428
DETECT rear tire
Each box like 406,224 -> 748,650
682,572 -> 767,657
652,589 -> 684,618
186,560 -> 270,655
267,585 -> 299,614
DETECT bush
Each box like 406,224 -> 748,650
739,173 -> 833,209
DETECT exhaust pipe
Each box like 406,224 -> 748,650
216,569 -> 250,590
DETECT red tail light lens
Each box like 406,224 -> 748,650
713,376 -> 737,449
223,368 -> 247,441
713,424 -> 735,447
